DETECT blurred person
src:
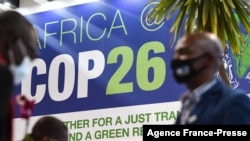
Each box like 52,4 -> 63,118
170,32 -> 250,124
0,10 -> 39,141
23,116 -> 68,141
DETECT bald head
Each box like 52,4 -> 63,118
187,32 -> 222,55
175,32 -> 223,70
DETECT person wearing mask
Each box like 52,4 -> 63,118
0,10 -> 39,141
171,32 -> 250,124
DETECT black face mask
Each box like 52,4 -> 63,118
170,53 -> 208,83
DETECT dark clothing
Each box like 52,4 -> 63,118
175,80 -> 250,124
0,64 -> 13,141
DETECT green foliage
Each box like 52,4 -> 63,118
147,0 -> 250,55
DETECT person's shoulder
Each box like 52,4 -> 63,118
231,86 -> 249,96
216,80 -> 246,96
247,93 -> 250,98
215,80 -> 249,102
226,88 -> 250,105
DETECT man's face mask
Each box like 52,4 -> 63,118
8,40 -> 31,85
170,53 -> 208,83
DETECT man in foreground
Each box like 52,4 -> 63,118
171,32 -> 250,124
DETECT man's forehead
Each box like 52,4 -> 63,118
175,36 -> 205,54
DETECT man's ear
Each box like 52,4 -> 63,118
205,52 -> 216,67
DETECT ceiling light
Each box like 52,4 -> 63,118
0,0 -> 19,8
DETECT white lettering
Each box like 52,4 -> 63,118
77,50 -> 105,98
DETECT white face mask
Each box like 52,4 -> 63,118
9,56 -> 31,85
8,39 -> 31,85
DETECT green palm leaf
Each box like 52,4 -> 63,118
147,0 -> 250,86
147,0 -> 250,55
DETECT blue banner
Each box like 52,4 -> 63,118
14,0 -> 250,117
